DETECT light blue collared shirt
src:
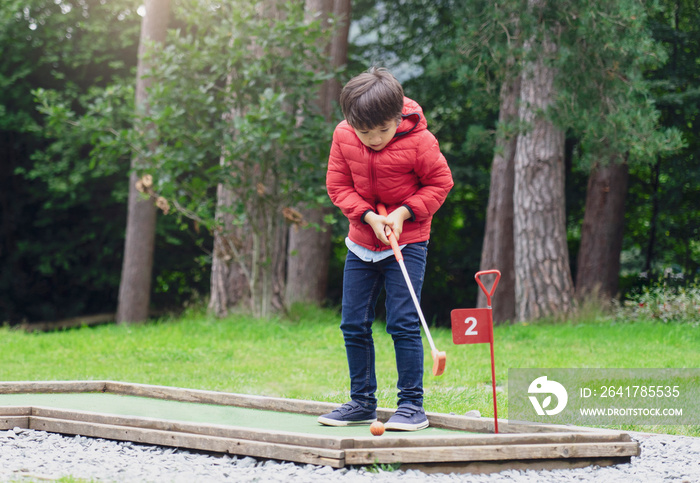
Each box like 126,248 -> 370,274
345,237 -> 405,263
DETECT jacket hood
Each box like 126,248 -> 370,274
395,97 -> 427,138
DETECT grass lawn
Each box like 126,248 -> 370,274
2,304 -> 698,437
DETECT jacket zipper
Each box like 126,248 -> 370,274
368,149 -> 381,249
369,148 -> 378,204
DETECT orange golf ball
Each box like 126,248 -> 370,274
370,421 -> 385,436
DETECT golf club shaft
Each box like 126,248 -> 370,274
375,203 -> 439,352
396,258 -> 438,353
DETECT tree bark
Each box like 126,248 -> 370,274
478,73 -> 520,324
116,0 -> 171,323
286,207 -> 334,305
209,1 -> 289,318
575,159 -> 629,301
209,184 -> 250,317
209,183 -> 288,318
513,2 -> 574,321
644,157 -> 662,275
286,0 -> 351,307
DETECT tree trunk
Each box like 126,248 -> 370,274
286,0 -> 351,307
513,2 -> 574,321
478,72 -> 520,324
209,184 -> 250,317
575,159 -> 629,301
116,0 -> 171,323
286,207 -> 334,305
209,1 -> 289,318
209,183 -> 288,318
644,157 -> 662,276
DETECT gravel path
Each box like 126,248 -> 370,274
1,427 -> 698,482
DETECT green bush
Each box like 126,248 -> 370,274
616,274 -> 700,325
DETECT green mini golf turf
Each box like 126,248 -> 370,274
0,393 -> 470,438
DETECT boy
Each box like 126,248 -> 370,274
320,67 -> 453,431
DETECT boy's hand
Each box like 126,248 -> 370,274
364,212 -> 390,245
365,206 -> 411,246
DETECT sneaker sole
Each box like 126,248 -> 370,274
384,420 -> 429,431
317,416 -> 376,427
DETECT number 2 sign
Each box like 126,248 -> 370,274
451,308 -> 493,345
450,269 -> 501,433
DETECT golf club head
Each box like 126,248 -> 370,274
431,349 -> 446,376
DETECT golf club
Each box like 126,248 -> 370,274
377,203 -> 446,376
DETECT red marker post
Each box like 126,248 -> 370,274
451,270 -> 501,433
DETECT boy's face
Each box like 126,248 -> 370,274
353,119 -> 399,151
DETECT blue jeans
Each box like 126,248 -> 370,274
340,241 -> 428,409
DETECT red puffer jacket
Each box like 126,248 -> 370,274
326,97 -> 454,251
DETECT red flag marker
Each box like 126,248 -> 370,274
451,270 -> 501,433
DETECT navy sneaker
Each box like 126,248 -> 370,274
318,401 -> 377,427
384,403 -> 429,431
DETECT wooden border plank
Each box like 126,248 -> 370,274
0,381 -> 107,394
0,406 -> 32,416
401,456 -> 632,475
1,416 -> 29,430
104,381 -> 341,416
29,406 -> 356,450
18,313 -> 115,333
344,441 -> 640,465
30,416 -> 346,468
349,430 -> 633,449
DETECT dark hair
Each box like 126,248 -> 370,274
339,67 -> 404,129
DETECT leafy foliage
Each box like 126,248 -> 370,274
138,1 -> 336,316
623,0 -> 700,280
348,0 -> 696,320
2,0 -> 699,323
0,0 -> 143,323
29,0 -> 337,318
551,0 -> 684,168
615,272 -> 700,325
135,1 -> 335,229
